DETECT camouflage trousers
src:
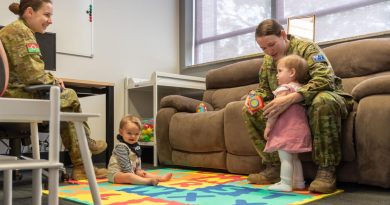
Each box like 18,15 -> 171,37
5,87 -> 90,166
242,91 -> 353,167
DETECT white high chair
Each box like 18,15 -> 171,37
0,39 -> 102,205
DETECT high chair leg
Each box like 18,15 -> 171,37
74,121 -> 102,205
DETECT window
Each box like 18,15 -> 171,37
314,1 -> 390,42
185,0 -> 390,67
283,0 -> 390,42
194,0 -> 271,65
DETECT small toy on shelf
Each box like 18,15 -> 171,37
196,102 -> 208,113
140,118 -> 154,142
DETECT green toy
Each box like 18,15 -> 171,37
140,119 -> 154,142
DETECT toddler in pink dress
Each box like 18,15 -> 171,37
264,55 -> 312,192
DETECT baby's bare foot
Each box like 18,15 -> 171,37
159,173 -> 173,182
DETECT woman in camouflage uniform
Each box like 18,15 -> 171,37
242,19 -> 353,193
0,0 -> 107,180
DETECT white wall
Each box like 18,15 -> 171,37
53,0 -> 180,141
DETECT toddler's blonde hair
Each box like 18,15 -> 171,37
119,115 -> 142,130
278,54 -> 309,84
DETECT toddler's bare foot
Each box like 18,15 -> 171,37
159,173 -> 173,182
149,178 -> 159,186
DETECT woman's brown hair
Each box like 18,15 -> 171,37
9,0 -> 52,17
255,19 -> 284,38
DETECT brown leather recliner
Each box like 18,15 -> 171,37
156,38 -> 390,188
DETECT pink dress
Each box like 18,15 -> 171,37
264,83 -> 312,153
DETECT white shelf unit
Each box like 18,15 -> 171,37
125,72 -> 206,166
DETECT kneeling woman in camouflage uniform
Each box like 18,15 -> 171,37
0,0 -> 107,180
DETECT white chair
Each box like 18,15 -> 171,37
0,40 -> 102,204
0,87 -> 62,205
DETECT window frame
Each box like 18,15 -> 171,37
180,0 -> 389,75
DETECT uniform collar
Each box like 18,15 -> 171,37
286,34 -> 296,55
17,19 -> 35,34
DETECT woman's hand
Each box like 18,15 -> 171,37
55,77 -> 65,89
263,92 -> 303,119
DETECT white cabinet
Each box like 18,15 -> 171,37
125,72 -> 206,166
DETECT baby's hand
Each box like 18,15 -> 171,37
136,169 -> 147,177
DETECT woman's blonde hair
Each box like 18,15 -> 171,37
119,115 -> 142,130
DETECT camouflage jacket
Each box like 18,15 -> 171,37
0,19 -> 56,89
255,35 -> 350,106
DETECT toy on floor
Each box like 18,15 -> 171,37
141,119 -> 154,142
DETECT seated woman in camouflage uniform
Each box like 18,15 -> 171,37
242,19 -> 353,194
0,0 -> 107,180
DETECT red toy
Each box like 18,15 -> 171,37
245,91 -> 264,115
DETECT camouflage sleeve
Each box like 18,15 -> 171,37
254,56 -> 274,102
297,43 -> 337,106
10,31 -> 55,85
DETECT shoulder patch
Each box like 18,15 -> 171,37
312,54 -> 326,62
26,43 -> 40,53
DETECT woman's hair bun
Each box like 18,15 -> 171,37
9,2 -> 20,15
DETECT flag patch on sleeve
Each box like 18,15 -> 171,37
312,54 -> 326,62
26,43 -> 41,53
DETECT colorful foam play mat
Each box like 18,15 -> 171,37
43,168 -> 342,205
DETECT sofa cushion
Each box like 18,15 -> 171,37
206,59 -> 261,89
224,101 -> 258,156
342,75 -> 376,95
169,110 -> 225,152
203,89 -> 215,106
160,95 -> 214,112
324,38 -> 390,78
226,153 -> 262,174
172,150 -> 227,170
156,107 -> 177,165
352,75 -> 390,101
211,84 -> 258,110
355,95 -> 390,188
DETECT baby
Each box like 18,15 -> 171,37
107,115 -> 172,185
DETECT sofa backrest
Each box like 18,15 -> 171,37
324,38 -> 390,78
204,58 -> 261,110
203,38 -> 390,109
324,38 -> 390,94
206,58 -> 262,89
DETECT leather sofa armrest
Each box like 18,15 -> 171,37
160,95 -> 214,112
351,75 -> 390,101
